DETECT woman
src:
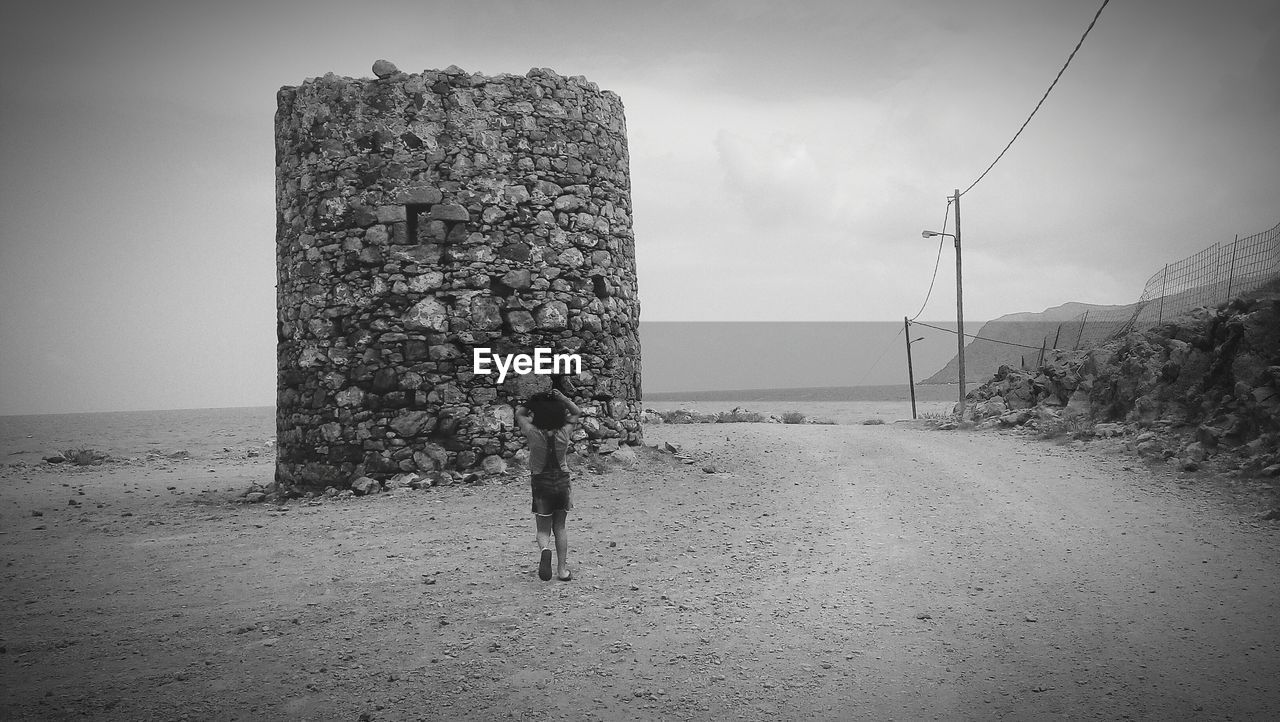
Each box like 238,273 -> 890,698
514,388 -> 582,581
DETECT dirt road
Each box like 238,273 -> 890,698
3,423 -> 1278,720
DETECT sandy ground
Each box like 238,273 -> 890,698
2,422 -> 1279,721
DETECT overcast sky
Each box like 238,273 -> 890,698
1,0 -> 1277,414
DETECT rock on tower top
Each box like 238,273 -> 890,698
372,59 -> 400,79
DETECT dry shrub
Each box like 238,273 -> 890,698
715,409 -> 765,423
62,448 -> 111,466
657,409 -> 716,424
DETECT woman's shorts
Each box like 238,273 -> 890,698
531,471 -> 573,514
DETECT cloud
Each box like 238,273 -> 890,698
715,130 -> 846,229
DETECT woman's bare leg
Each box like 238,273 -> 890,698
534,513 -> 553,552
551,510 -> 570,580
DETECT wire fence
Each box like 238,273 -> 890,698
918,220 -> 1278,382
1024,220 -> 1280,367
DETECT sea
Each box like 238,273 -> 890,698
0,406 -> 277,465
0,384 -> 960,464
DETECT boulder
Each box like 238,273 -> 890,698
390,410 -> 435,437
998,409 -> 1034,427
350,476 -> 382,495
403,297 -> 449,332
1004,380 -> 1036,410
506,310 -> 537,333
501,268 -> 532,290
429,203 -> 470,222
535,301 -> 569,330
385,473 -> 422,490
1183,441 -> 1210,462
609,444 -> 639,468
1093,423 -> 1125,438
975,397 -> 1007,419
414,445 -> 449,472
372,59 -> 399,78
1195,424 -> 1223,450
470,297 -> 504,330
1135,440 -> 1163,457
481,454 -> 507,475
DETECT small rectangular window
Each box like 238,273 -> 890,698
405,204 -> 430,244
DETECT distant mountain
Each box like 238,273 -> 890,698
979,301 -> 1129,323
922,301 -> 1139,385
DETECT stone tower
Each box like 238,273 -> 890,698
274,63 -> 641,489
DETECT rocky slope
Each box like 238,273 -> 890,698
922,301 -> 1137,384
959,282 -> 1280,480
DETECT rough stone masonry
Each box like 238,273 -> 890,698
274,61 -> 641,489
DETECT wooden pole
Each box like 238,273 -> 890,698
953,189 -> 966,419
1158,264 -> 1168,325
1226,234 -> 1239,302
904,317 -> 918,419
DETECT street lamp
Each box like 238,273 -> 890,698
920,188 -> 966,418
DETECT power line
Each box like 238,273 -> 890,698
909,197 -> 952,321
853,323 -> 905,386
959,0 -> 1110,198
911,319 -> 1058,351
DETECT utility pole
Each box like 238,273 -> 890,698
904,317 -> 918,419
919,191 -> 967,420
953,188 -> 966,419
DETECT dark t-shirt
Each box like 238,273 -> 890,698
526,427 -> 570,474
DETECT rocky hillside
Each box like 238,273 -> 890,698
959,282 -> 1280,480
923,301 -> 1137,384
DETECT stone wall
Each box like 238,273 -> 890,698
274,62 -> 641,489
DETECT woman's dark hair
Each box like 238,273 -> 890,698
524,391 -> 569,430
